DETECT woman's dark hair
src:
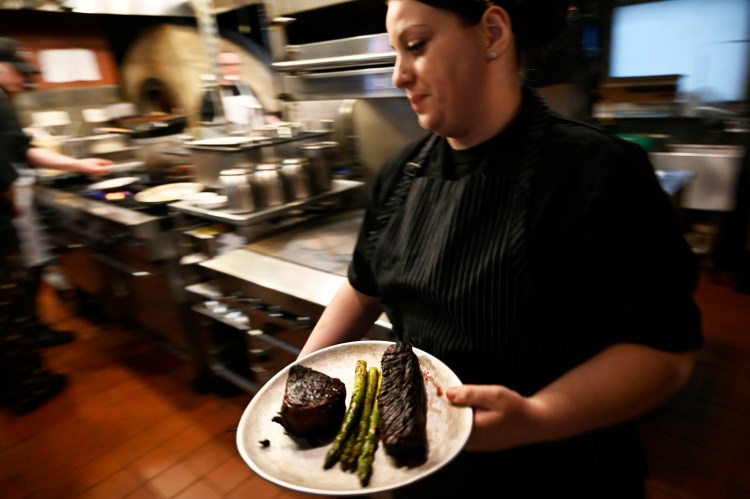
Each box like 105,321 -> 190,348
406,0 -> 570,53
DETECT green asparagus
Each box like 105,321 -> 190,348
341,366 -> 380,471
357,369 -> 382,486
338,422 -> 360,471
323,360 -> 367,469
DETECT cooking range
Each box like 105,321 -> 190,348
35,153 -> 382,395
36,172 -> 200,363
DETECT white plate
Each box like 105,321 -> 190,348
236,340 -> 472,496
88,176 -> 141,191
134,183 -> 204,204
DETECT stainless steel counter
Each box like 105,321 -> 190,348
650,149 -> 744,212
198,209 -> 391,330
193,209 -> 389,393
200,247 -> 347,312
244,209 -> 363,276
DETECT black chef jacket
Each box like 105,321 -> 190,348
348,88 -> 702,496
0,92 -> 29,256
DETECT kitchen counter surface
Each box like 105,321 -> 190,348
200,247 -> 347,311
199,209 -> 391,330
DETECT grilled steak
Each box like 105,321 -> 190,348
272,364 -> 346,439
378,342 -> 428,461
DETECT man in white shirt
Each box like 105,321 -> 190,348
199,50 -> 279,127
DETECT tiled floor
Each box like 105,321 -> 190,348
1,269 -> 749,498
637,271 -> 750,498
0,281 -> 337,499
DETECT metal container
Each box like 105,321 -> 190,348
299,141 -> 338,192
190,148 -> 262,189
250,163 -> 287,208
219,168 -> 255,213
279,158 -> 313,200
188,141 -> 264,188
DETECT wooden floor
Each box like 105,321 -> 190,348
1,270 -> 749,498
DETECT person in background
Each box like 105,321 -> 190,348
199,49 -> 280,127
1,138 -> 69,415
0,37 -> 113,348
297,0 -> 702,497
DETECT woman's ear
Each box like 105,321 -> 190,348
482,5 -> 513,56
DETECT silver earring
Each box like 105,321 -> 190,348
488,51 -> 499,60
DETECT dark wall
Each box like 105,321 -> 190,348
0,10 -> 121,89
283,0 -> 388,45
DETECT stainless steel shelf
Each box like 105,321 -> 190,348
168,178 -> 364,226
280,68 -> 404,100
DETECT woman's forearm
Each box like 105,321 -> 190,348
297,281 -> 382,359
529,343 -> 696,443
449,343 -> 697,452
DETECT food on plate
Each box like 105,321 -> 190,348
321,361 -> 383,487
356,368 -> 382,487
271,364 -> 346,438
378,342 -> 428,461
324,360 -> 368,469
340,366 -> 381,472
238,341 -> 472,494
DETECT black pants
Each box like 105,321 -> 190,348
27,264 -> 48,330
0,252 -> 49,406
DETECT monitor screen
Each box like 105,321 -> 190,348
610,0 -> 750,102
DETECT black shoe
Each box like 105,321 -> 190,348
35,328 -> 75,348
13,373 -> 68,415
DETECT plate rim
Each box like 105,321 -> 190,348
88,176 -> 141,191
133,182 -> 204,203
235,339 -> 473,496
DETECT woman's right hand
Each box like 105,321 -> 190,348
446,384 -> 542,452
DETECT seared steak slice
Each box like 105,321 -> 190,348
272,364 -> 346,438
378,342 -> 428,461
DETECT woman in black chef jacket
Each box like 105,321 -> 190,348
298,0 -> 702,496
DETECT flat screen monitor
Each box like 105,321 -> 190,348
609,0 -> 750,103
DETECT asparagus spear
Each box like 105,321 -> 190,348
339,422 -> 360,471
357,369 -> 382,486
341,366 -> 380,471
323,360 -> 367,469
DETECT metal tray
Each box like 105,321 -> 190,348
183,130 -> 330,152
168,179 -> 364,226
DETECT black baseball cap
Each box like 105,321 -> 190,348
0,37 -> 39,75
